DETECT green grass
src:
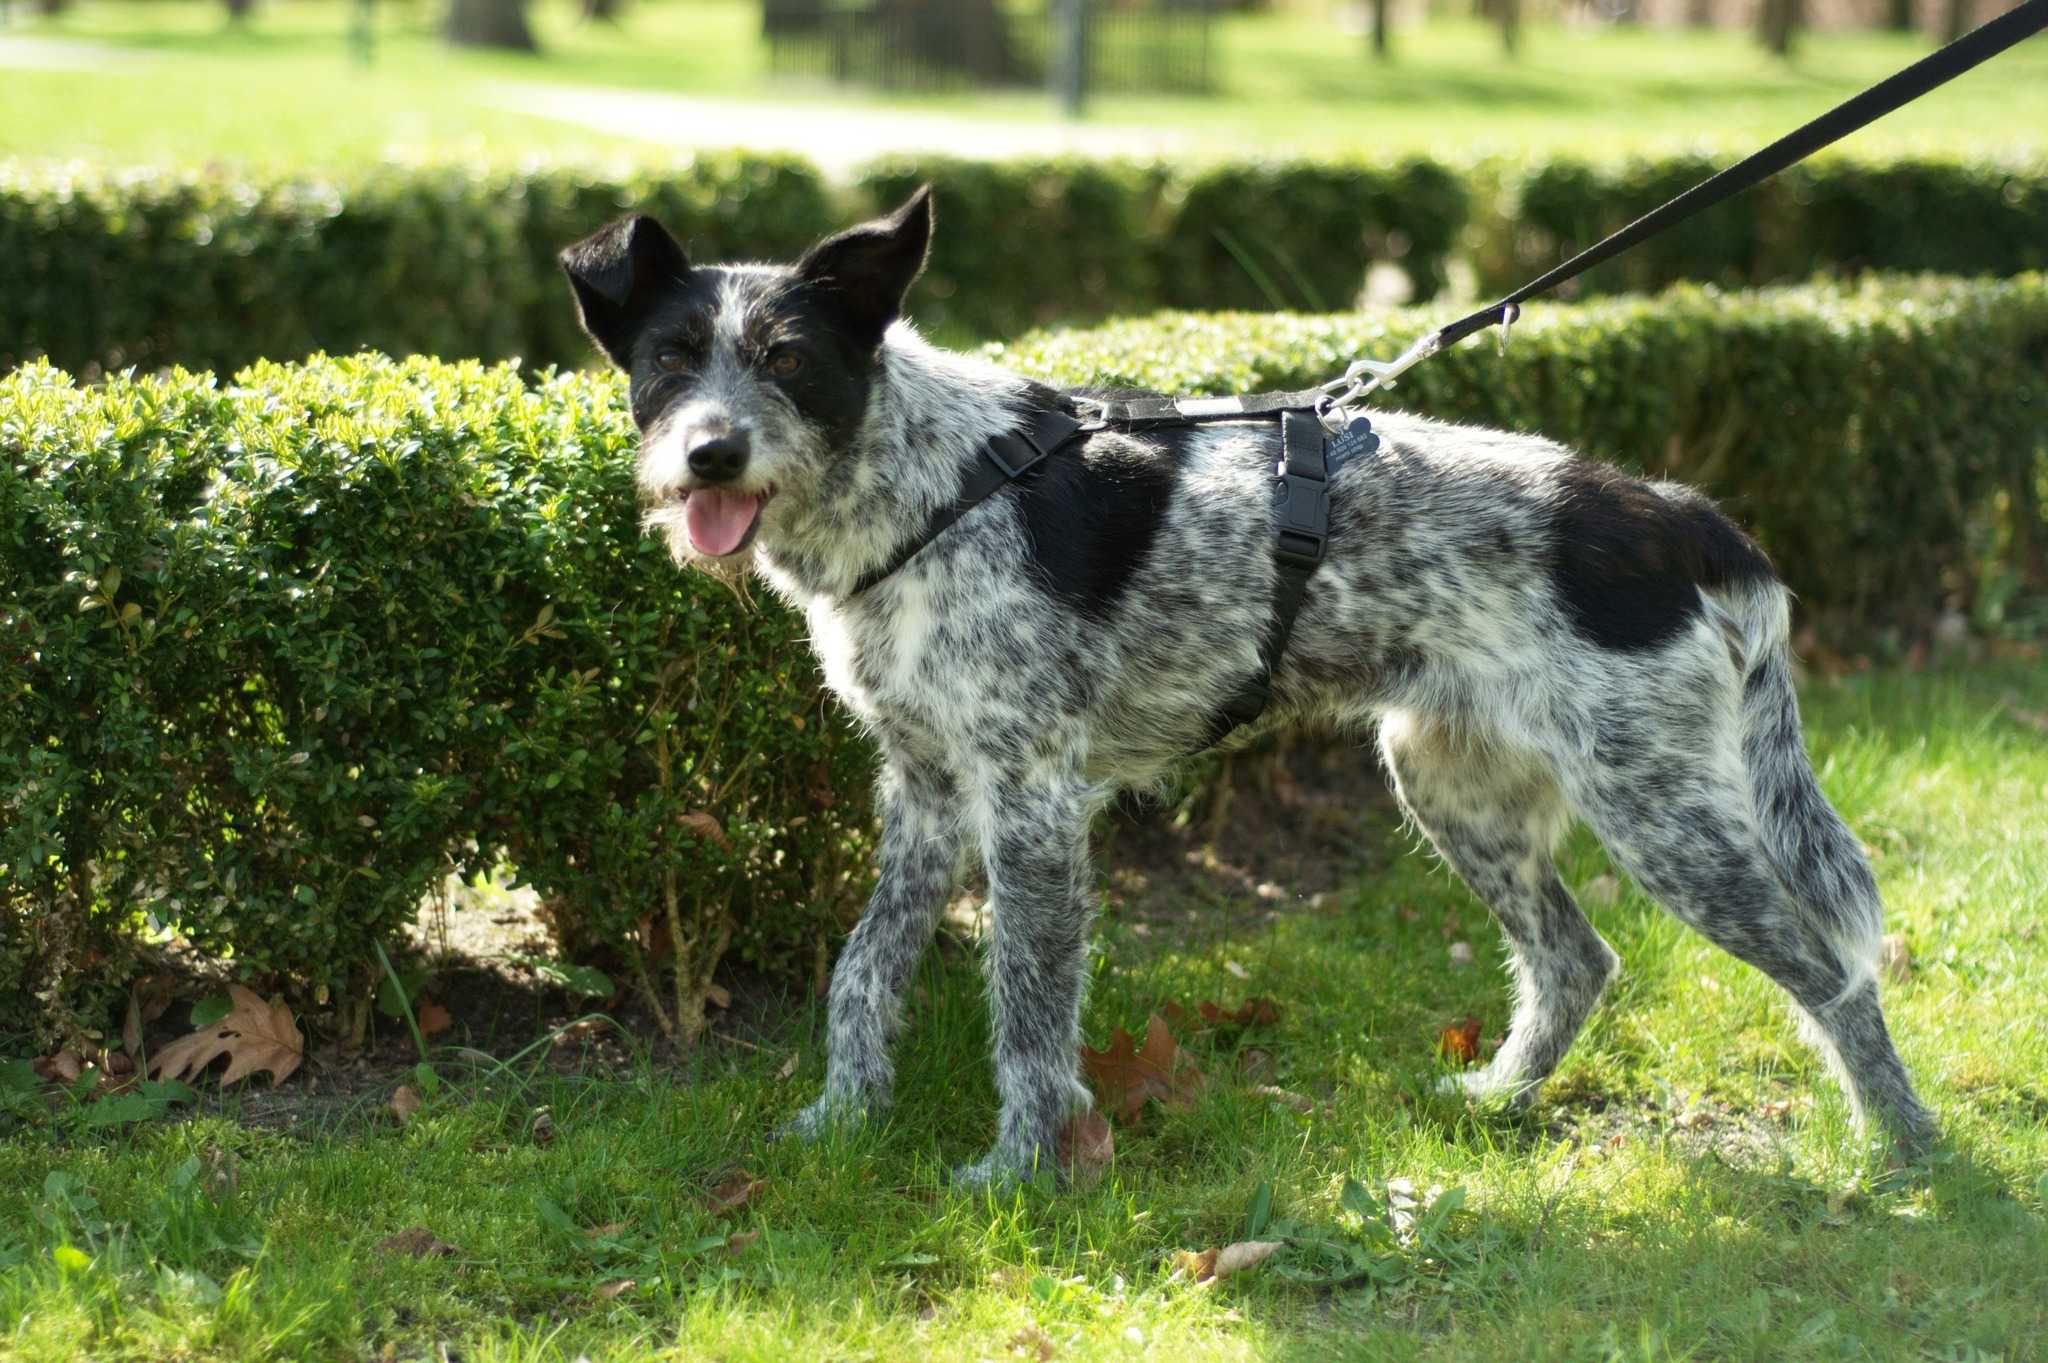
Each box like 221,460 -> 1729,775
3,660 -> 2045,1361
2,0 -> 2045,169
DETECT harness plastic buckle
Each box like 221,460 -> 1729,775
1272,470 -> 1329,569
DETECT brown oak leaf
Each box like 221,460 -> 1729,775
33,1049 -> 85,1084
1437,1016 -> 1484,1066
1079,1014 -> 1204,1124
705,1170 -> 762,1216
376,1226 -> 458,1259
1171,1239 -> 1283,1284
388,1084 -> 421,1124
415,1000 -> 453,1037
148,984 -> 303,1088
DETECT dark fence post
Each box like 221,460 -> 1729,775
1053,0 -> 1089,116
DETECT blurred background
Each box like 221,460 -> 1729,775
1,0 -> 2042,172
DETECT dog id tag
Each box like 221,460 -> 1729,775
1324,413 -> 1380,475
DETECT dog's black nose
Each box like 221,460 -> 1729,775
687,432 -> 750,484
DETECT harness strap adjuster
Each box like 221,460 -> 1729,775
983,429 -> 1049,480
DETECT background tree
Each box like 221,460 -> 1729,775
1369,0 -> 1391,60
1758,0 -> 1800,56
446,0 -> 536,50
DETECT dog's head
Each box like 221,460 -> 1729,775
559,187 -> 933,570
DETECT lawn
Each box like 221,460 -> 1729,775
2,0 -> 2046,169
2,660 -> 2044,1362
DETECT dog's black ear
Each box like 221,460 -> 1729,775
796,185 -> 933,349
559,215 -> 689,368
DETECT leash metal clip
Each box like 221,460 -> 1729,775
1316,329 -> 1443,432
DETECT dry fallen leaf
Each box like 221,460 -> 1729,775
148,984 -> 304,1088
388,1084 -> 421,1124
705,1170 -> 763,1216
1172,1239 -> 1283,1284
530,1107 -> 557,1145
1581,874 -> 1621,908
202,1144 -> 239,1200
1223,960 -> 1251,981
1250,1085 -> 1314,1113
705,982 -> 732,1010
1999,694 -> 2048,734
1880,933 -> 1912,984
376,1226 -> 458,1259
726,1229 -> 760,1255
32,1049 -> 85,1084
1437,1016 -> 1484,1066
1235,1047 -> 1276,1085
775,1051 -> 799,1082
416,1001 -> 453,1037
583,1221 -> 628,1239
594,1278 -> 636,1300
1198,998 -> 1281,1028
1058,1109 -> 1115,1188
1079,1015 -> 1205,1124
1447,941 -> 1475,968
1009,1324 -> 1057,1361
678,810 -> 730,848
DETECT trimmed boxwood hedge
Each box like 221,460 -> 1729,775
0,156 -> 835,383
1472,154 -> 2048,299
6,276 -> 2044,1040
8,151 -> 2043,379
1,355 -> 877,1048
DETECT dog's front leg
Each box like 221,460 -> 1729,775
954,769 -> 1097,1188
782,756 -> 961,1140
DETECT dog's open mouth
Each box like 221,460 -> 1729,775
682,487 -> 772,558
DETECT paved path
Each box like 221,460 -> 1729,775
0,34 -> 135,68
487,82 -> 1189,175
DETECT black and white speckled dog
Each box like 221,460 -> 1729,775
560,188 -> 1934,1184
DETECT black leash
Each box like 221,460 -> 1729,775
1328,0 -> 2048,400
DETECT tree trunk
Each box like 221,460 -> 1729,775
1498,0 -> 1520,57
1370,0 -> 1392,59
1686,0 -> 1715,27
1887,0 -> 1914,31
582,0 -> 621,23
223,0 -> 255,22
35,0 -> 72,16
1758,0 -> 1799,57
445,0 -> 536,51
1941,0 -> 1971,42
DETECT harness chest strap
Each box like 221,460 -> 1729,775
847,394 -> 1357,745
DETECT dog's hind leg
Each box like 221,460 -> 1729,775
783,756 -> 962,1141
1380,709 -> 1620,1107
953,766 -> 1098,1187
1558,637 -> 1935,1153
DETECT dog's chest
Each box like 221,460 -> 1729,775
806,583 -> 950,736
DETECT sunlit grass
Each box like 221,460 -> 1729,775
2,660 -> 2044,1360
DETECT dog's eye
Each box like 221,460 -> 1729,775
766,349 -> 803,380
654,348 -> 687,374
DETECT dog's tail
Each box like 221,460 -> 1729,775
1722,580 -> 1883,991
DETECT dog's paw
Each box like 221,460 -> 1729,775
773,1092 -> 871,1144
950,1146 -> 1048,1191
1438,1066 -> 1536,1109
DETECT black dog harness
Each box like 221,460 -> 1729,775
848,391 -> 1380,747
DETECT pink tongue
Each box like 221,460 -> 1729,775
683,488 -> 761,557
